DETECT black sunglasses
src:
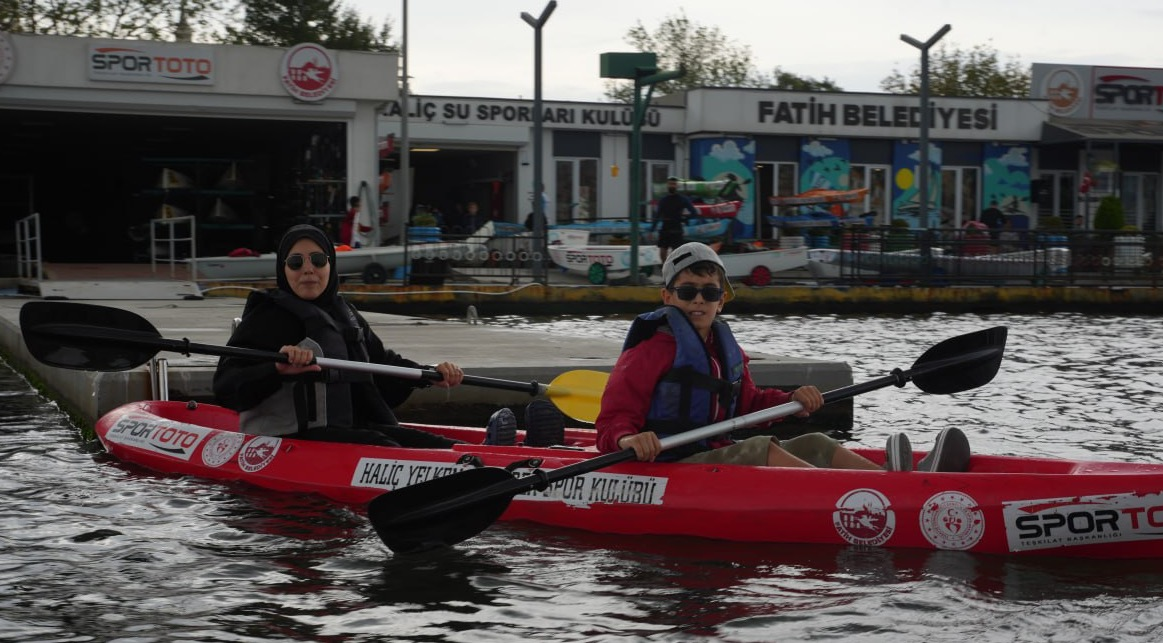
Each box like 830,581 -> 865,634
668,285 -> 724,302
285,252 -> 329,271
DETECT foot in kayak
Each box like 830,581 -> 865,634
484,407 -> 517,446
524,399 -> 565,447
917,427 -> 971,472
884,433 -> 913,471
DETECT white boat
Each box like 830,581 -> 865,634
719,246 -> 809,286
191,242 -> 489,283
806,248 -> 885,279
551,218 -> 732,242
547,243 -> 661,284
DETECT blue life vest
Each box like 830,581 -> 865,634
623,305 -> 745,460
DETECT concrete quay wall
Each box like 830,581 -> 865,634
194,282 -> 1163,317
0,297 -> 854,431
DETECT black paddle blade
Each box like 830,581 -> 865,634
911,326 -> 1007,395
369,467 -> 518,554
20,301 -> 163,371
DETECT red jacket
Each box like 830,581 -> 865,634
595,330 -> 794,454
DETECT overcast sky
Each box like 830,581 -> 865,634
346,0 -> 1163,102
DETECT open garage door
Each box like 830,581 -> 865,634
0,109 -> 350,269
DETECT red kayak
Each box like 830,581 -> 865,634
692,200 -> 741,218
96,399 -> 1163,559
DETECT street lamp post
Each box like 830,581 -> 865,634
522,1 -> 557,283
400,0 -> 410,242
901,24 -> 951,229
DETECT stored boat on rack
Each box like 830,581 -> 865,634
94,399 -> 1163,560
547,242 -> 661,284
191,241 -> 489,283
768,188 -> 873,228
770,187 -> 869,207
552,218 -> 732,242
717,244 -> 809,286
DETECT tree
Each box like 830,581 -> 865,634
880,42 -> 1030,98
767,67 -> 842,92
2,0 -> 230,41
224,0 -> 396,52
604,10 -> 767,102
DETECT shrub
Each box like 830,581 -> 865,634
1093,196 -> 1126,230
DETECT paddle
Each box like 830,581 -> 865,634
18,301 -> 608,423
368,325 -> 1008,554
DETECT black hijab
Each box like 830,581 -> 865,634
275,224 -> 340,305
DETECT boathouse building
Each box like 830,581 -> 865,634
1,32 -> 1161,267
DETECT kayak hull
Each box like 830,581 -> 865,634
95,401 -> 1163,559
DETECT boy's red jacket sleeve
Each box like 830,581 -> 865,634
595,333 -> 796,453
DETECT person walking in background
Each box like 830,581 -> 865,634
652,177 -> 698,264
980,200 -> 1006,240
463,201 -> 482,234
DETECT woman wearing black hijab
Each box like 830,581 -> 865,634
213,224 -> 465,446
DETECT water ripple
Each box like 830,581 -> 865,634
5,313 -> 1163,641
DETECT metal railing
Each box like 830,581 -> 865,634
799,226 -> 1163,287
151,215 -> 197,279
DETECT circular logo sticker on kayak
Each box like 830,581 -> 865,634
920,491 -> 985,550
238,436 -> 281,473
201,432 -> 245,468
833,488 -> 896,546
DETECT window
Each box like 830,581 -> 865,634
555,158 -> 599,224
850,165 -> 891,224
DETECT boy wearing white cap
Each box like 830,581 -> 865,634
595,241 -> 915,470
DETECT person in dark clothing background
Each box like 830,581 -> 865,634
652,176 -> 698,264
980,201 -> 1006,239
213,224 -> 465,447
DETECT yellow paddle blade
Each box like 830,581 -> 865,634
545,369 -> 609,424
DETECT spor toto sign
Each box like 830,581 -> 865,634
280,42 -> 338,101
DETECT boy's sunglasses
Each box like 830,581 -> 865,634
668,285 -> 724,302
285,252 -> 329,271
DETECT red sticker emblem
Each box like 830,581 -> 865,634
833,488 -> 896,546
238,436 -> 281,473
920,491 -> 985,550
280,42 -> 338,102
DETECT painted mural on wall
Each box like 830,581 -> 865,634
892,142 -> 942,228
690,137 -> 757,239
799,139 -> 852,195
982,143 -> 1032,222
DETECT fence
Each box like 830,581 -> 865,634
404,224 -> 1163,288
797,226 -> 1163,287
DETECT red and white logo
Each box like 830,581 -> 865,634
1043,67 -> 1084,117
833,488 -> 896,546
202,431 -> 246,468
238,436 -> 281,473
919,491 -> 985,550
280,42 -> 338,102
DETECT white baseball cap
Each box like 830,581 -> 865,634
662,242 -> 726,288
